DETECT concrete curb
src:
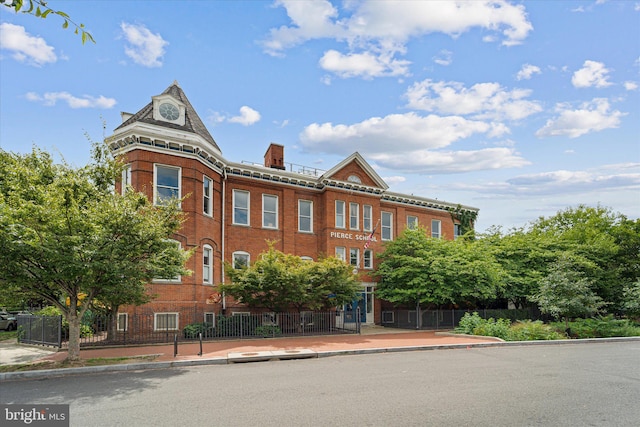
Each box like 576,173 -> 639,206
2,336 -> 639,382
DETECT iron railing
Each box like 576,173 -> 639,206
380,308 -> 541,330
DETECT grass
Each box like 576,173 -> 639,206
0,330 -> 18,341
0,354 -> 160,373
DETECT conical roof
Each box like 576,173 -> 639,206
115,81 -> 221,153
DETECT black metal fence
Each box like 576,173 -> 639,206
380,308 -> 541,330
17,310 -> 361,348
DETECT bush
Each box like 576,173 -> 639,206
508,320 -> 566,341
455,312 -> 485,335
255,325 -> 282,337
552,315 -> 640,338
35,306 -> 93,338
183,322 -> 215,339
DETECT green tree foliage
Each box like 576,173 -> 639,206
2,0 -> 94,43
220,242 -> 361,312
374,227 -> 504,309
622,280 -> 640,319
530,254 -> 604,330
0,144 -> 191,360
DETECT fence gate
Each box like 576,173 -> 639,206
17,315 -> 62,347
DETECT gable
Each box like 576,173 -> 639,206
321,152 -> 388,190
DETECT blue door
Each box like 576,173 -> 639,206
344,292 -> 366,323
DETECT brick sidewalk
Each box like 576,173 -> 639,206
38,330 -> 501,363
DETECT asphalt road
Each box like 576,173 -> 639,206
2,341 -> 639,426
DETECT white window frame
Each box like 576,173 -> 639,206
204,312 -> 215,327
301,256 -> 313,261
153,164 -> 181,207
349,248 -> 360,268
121,164 -> 131,195
203,175 -> 213,217
203,244 -> 213,284
349,203 -> 359,230
431,220 -> 441,239
407,215 -> 418,230
262,194 -> 278,229
335,247 -> 346,262
335,200 -> 345,229
232,251 -> 250,269
117,313 -> 128,331
233,189 -> 250,226
454,224 -> 461,240
363,205 -> 372,232
153,240 -> 182,282
232,311 -> 250,317
363,249 -> 373,269
154,312 -> 179,331
298,200 -> 313,233
381,212 -> 393,241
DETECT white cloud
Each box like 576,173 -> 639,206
318,49 -> 410,79
0,23 -> 56,66
405,79 -> 542,121
535,98 -> 625,138
458,163 -> 640,196
572,60 -> 613,88
263,1 -> 532,78
211,106 -> 261,126
25,92 -> 117,109
516,64 -> 541,80
120,22 -> 168,68
624,81 -> 638,91
370,147 -> 530,174
433,50 -> 453,66
300,112 -> 496,154
383,176 -> 406,186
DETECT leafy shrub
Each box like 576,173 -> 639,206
472,317 -> 512,340
183,322 -> 215,339
255,325 -> 282,337
552,315 -> 640,338
508,320 -> 566,341
455,312 -> 485,335
35,306 -> 93,338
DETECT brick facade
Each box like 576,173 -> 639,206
108,82 -> 478,327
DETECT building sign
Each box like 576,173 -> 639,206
329,231 -> 377,243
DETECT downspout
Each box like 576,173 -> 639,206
221,168 -> 227,312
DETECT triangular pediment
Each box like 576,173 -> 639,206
321,152 -> 388,190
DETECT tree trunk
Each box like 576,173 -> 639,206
67,310 -> 81,361
106,306 -> 119,341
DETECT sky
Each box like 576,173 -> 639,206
1,0 -> 639,233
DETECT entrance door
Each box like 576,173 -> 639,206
344,292 -> 366,323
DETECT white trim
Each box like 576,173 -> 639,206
363,249 -> 373,269
349,202 -> 359,230
298,199 -> 313,233
431,219 -> 442,239
121,164 -> 131,195
232,189 -> 250,226
204,312 -> 215,327
363,205 -> 372,232
335,246 -> 346,262
203,175 -> 213,217
262,194 -> 278,229
335,200 -> 346,229
232,251 -> 250,269
117,313 -> 128,331
152,240 -> 182,283
153,164 -> 181,207
203,244 -> 213,284
154,312 -> 179,331
381,211 -> 393,241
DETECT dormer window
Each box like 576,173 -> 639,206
347,175 -> 362,184
152,95 -> 185,125
159,102 -> 180,121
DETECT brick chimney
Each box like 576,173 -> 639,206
264,143 -> 285,170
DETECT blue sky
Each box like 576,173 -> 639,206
1,0 -> 638,232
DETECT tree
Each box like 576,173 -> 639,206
374,227 -> 504,310
621,280 -> 640,319
1,0 -> 94,44
0,143 -> 191,360
220,242 -> 361,312
530,253 -> 604,330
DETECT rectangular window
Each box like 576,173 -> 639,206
431,220 -> 441,238
363,249 -> 373,269
233,251 -> 250,269
121,164 -> 131,195
298,200 -> 313,233
407,215 -> 418,230
363,205 -> 372,232
349,203 -> 359,230
154,313 -> 178,331
262,194 -> 278,229
203,245 -> 212,284
335,247 -> 346,262
154,164 -> 181,206
117,313 -> 128,331
204,312 -> 215,327
350,248 -> 360,267
454,224 -> 461,240
335,200 -> 346,228
203,176 -> 212,217
233,190 -> 249,225
381,212 -> 393,241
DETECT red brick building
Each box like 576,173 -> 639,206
107,82 -> 478,328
